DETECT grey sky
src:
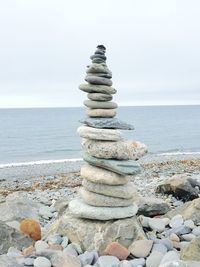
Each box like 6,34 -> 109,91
0,0 -> 200,108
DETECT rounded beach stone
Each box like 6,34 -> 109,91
81,164 -> 130,185
84,100 -> 117,109
82,179 -> 137,199
104,242 -> 130,260
86,108 -> 117,118
87,93 -> 113,101
87,72 -> 112,79
82,139 -> 148,160
79,83 -> 116,94
34,257 -> 51,267
77,126 -> 122,141
85,76 -> 113,86
86,63 -> 112,74
128,240 -> 153,258
69,198 -> 138,220
90,54 -> 106,60
80,188 -> 133,207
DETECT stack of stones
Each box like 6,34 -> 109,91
69,45 -> 147,220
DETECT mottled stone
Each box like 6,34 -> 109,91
128,240 -> 153,258
85,76 -> 113,86
77,126 -> 122,141
80,117 -> 134,130
87,93 -> 113,101
47,211 -> 145,253
69,198 -> 138,220
160,251 -> 180,265
80,188 -> 133,207
33,257 -> 51,267
0,221 -> 33,254
104,242 -> 130,260
170,214 -> 184,228
50,252 -> 81,267
148,218 -> 167,232
84,100 -> 117,109
86,108 -> 117,118
136,196 -> 170,216
82,179 -> 137,199
180,237 -> 200,261
83,153 -> 141,175
95,256 -> 119,267
81,164 -> 130,185
86,63 -> 111,74
79,83 -> 116,94
82,139 -> 147,160
146,250 -> 164,267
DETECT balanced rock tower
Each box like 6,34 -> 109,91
69,45 -> 147,220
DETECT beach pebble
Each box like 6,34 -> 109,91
61,236 -> 69,248
129,239 -> 153,258
148,218 -> 166,232
192,226 -> 200,236
63,244 -> 78,256
180,241 -> 190,249
71,243 -> 83,254
129,258 -> 145,266
159,261 -> 186,267
7,247 -> 22,257
169,215 -> 184,228
95,256 -> 120,267
146,250 -> 164,267
152,243 -> 168,254
169,233 -> 180,242
78,251 -> 94,266
35,240 -> 49,252
181,233 -> 196,241
104,242 -> 130,260
47,234 -> 62,245
119,260 -> 132,267
34,257 -> 51,267
159,251 -> 180,265
184,219 -> 195,229
24,257 -> 35,266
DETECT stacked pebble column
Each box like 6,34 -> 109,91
69,45 -> 147,220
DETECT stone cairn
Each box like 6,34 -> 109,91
69,45 -> 147,220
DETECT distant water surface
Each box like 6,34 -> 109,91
0,105 -> 199,164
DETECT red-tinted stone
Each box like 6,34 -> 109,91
103,242 -> 130,260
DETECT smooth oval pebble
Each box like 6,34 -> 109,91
87,93 -> 113,101
35,240 -> 49,252
84,100 -> 117,109
34,257 -> 51,267
79,83 -> 116,94
86,108 -> 117,118
85,76 -> 112,86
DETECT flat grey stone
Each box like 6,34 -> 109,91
77,126 -> 122,141
80,117 -> 134,130
146,250 -> 164,267
84,100 -> 117,109
88,93 -> 113,101
82,179 -> 137,199
95,256 -> 119,267
86,108 -> 117,118
83,153 -> 141,175
79,83 -> 116,95
79,188 -> 133,207
87,72 -> 112,79
81,164 -> 130,185
85,76 -> 112,86
69,198 -> 138,220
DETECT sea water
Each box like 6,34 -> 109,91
0,105 -> 199,165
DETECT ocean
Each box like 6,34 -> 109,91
0,105 -> 200,165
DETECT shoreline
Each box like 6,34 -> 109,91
0,152 -> 200,180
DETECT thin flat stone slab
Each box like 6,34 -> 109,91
80,188 -> 133,207
85,76 -> 112,86
80,117 -> 134,130
69,198 -> 138,220
77,126 -> 122,141
86,108 -> 117,118
84,100 -> 118,109
82,179 -> 137,199
79,84 -> 116,95
83,153 -> 141,175
82,139 -> 148,160
81,164 -> 130,185
88,93 -> 113,101
46,211 -> 146,254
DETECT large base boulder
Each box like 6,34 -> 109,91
0,221 -> 34,254
47,211 -> 146,254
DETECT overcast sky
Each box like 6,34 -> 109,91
0,0 -> 200,108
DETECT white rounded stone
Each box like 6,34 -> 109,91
34,257 -> 51,267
